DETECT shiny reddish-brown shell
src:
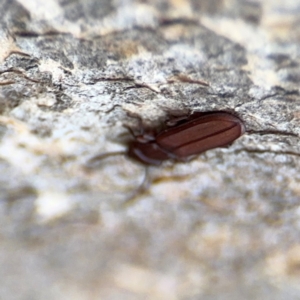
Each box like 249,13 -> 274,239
128,112 -> 245,165
156,113 -> 245,158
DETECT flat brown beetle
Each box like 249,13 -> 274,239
128,112 -> 245,165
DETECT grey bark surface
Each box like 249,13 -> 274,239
1,0 -> 300,299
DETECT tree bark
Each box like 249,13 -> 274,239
0,0 -> 300,299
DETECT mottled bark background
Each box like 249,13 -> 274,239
1,0 -> 300,299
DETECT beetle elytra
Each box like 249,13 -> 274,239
128,112 -> 245,165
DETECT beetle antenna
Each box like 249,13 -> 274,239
123,124 -> 140,137
84,151 -> 126,170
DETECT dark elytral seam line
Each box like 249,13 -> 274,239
173,124 -> 237,150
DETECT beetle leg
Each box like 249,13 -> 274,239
166,115 -> 190,126
247,129 -> 298,137
124,123 -> 156,143
121,167 -> 150,208
128,141 -> 169,165
176,154 -> 197,162
123,109 -> 159,142
165,111 -> 207,127
123,124 -> 141,138
135,131 -> 156,143
84,151 -> 150,208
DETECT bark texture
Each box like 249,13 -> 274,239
1,0 -> 300,299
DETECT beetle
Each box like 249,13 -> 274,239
83,111 -> 245,206
128,112 -> 245,165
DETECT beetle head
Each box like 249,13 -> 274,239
128,141 -> 169,165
